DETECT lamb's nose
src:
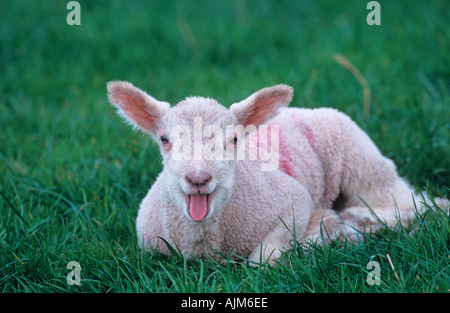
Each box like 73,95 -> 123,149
186,175 -> 212,188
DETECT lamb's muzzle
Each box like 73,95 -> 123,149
185,174 -> 212,189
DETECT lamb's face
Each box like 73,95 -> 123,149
158,97 -> 239,222
107,81 -> 293,222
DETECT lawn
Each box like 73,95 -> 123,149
0,0 -> 449,294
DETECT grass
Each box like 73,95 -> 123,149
0,0 -> 449,293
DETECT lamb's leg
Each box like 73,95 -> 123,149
334,117 -> 448,233
302,183 -> 433,244
248,191 -> 313,266
136,178 -> 169,255
324,112 -> 428,235
340,176 -> 416,228
336,125 -> 441,232
340,182 -> 449,234
303,208 -> 353,243
248,207 -> 352,265
247,227 -> 286,266
304,186 -> 449,243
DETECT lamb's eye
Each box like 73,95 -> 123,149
160,136 -> 169,144
233,136 -> 238,144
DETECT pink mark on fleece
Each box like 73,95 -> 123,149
301,123 -> 315,151
278,139 -> 296,177
250,124 -> 296,177
291,112 -> 316,152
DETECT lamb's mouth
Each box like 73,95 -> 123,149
185,193 -> 212,222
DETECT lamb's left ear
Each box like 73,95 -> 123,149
107,81 -> 170,135
230,84 -> 293,127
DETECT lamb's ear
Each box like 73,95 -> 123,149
230,84 -> 293,127
107,81 -> 170,135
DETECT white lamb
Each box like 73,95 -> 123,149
107,81 -> 447,265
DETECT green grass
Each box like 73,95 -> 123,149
0,0 -> 449,293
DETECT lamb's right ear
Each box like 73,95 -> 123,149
230,84 -> 293,127
107,81 -> 170,135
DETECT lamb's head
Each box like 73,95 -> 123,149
107,81 -> 293,222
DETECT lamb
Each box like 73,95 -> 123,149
106,81 -> 447,265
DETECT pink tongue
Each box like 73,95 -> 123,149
189,194 -> 208,221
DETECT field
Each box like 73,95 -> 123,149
0,0 -> 449,293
